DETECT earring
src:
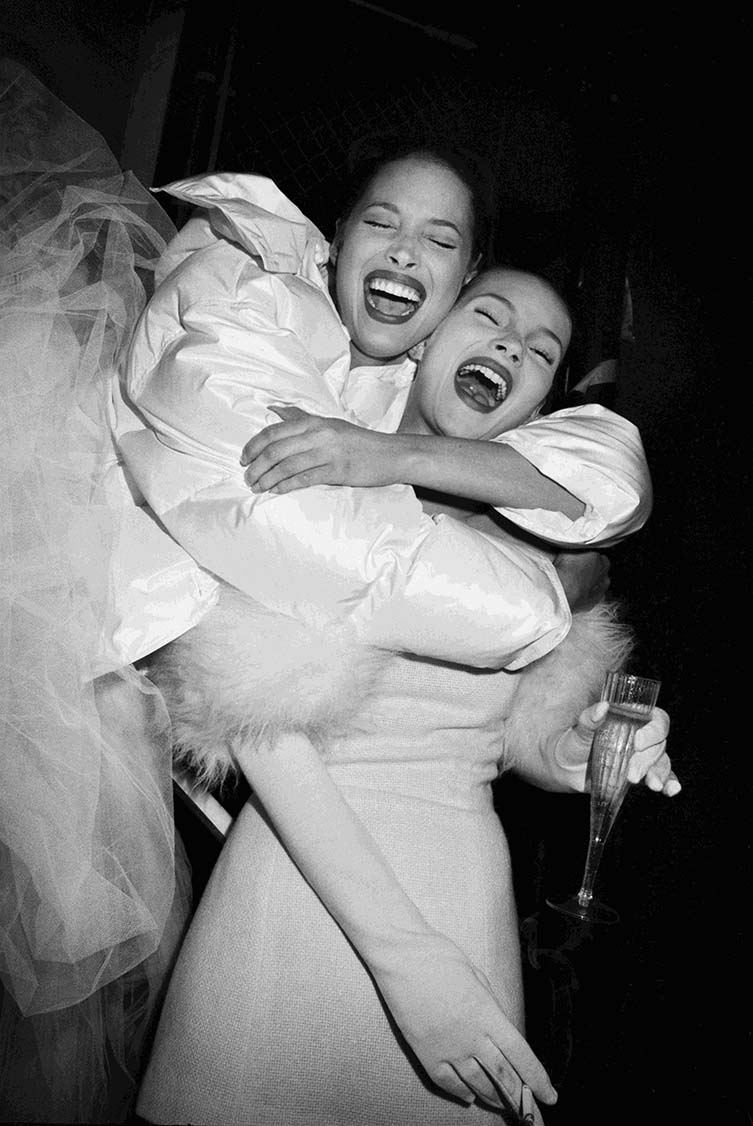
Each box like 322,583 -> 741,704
408,340 -> 427,363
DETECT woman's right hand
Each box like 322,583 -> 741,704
374,936 -> 556,1118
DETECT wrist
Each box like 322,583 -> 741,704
550,730 -> 589,791
384,432 -> 424,487
361,924 -> 458,978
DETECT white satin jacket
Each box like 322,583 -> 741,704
116,173 -> 650,672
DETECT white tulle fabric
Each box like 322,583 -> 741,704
0,60 -> 191,1121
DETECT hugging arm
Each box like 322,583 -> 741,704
237,731 -> 556,1119
243,407 -> 585,518
242,401 -> 651,548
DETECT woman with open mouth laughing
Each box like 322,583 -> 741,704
329,148 -> 480,365
135,260 -> 675,1126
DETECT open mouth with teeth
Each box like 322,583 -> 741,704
454,358 -> 512,412
363,271 -> 426,323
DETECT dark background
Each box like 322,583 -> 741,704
3,2 -> 747,1124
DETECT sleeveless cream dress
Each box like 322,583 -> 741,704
138,650 -> 527,1125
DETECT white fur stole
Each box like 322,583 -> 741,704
145,585 -> 388,788
147,586 -> 634,790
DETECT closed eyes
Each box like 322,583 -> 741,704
363,219 -> 458,250
476,306 -> 500,326
476,307 -> 556,364
531,346 -> 555,365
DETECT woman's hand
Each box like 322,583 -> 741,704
558,702 -> 680,796
240,405 -> 397,493
375,936 -> 555,1119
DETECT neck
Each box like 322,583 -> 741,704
349,343 -> 397,368
396,392 -> 430,436
397,396 -> 483,520
349,339 -> 412,368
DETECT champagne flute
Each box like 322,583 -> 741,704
547,670 -> 661,925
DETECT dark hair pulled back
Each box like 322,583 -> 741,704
339,129 -> 497,267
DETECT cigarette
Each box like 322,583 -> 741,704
520,1084 -> 535,1123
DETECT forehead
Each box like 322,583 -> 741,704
462,270 -> 570,334
359,156 -> 473,222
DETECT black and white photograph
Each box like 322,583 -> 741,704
1,3 -> 745,1124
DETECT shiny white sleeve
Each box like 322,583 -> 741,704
121,269 -> 570,672
493,405 -> 653,548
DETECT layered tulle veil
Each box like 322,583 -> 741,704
0,59 -> 192,1122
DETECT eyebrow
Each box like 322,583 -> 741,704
472,292 -> 565,351
364,201 -> 464,238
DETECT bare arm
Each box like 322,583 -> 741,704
387,432 -> 584,517
243,408 -> 585,518
237,732 -> 556,1120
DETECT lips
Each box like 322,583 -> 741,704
454,357 -> 513,413
363,271 -> 426,323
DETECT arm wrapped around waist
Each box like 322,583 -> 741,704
503,600 -> 635,788
143,584 -> 388,787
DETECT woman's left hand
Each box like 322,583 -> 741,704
240,405 -> 396,493
564,703 -> 680,796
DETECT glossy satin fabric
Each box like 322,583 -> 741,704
118,173 -> 650,671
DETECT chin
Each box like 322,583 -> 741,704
357,330 -> 413,364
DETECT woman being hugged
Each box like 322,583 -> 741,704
127,148 -> 672,1122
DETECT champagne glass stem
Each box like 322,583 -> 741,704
576,778 -> 629,907
576,828 -> 609,908
547,671 -> 661,926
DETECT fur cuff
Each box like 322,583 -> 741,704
145,585 -> 388,788
503,600 -> 635,772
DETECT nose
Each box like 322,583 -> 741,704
386,233 -> 419,269
493,332 -> 522,363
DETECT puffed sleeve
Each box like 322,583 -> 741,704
120,246 -> 570,672
493,405 -> 653,548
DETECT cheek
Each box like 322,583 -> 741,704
443,264 -> 468,303
335,229 -> 368,289
334,256 -> 361,316
427,256 -> 468,309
